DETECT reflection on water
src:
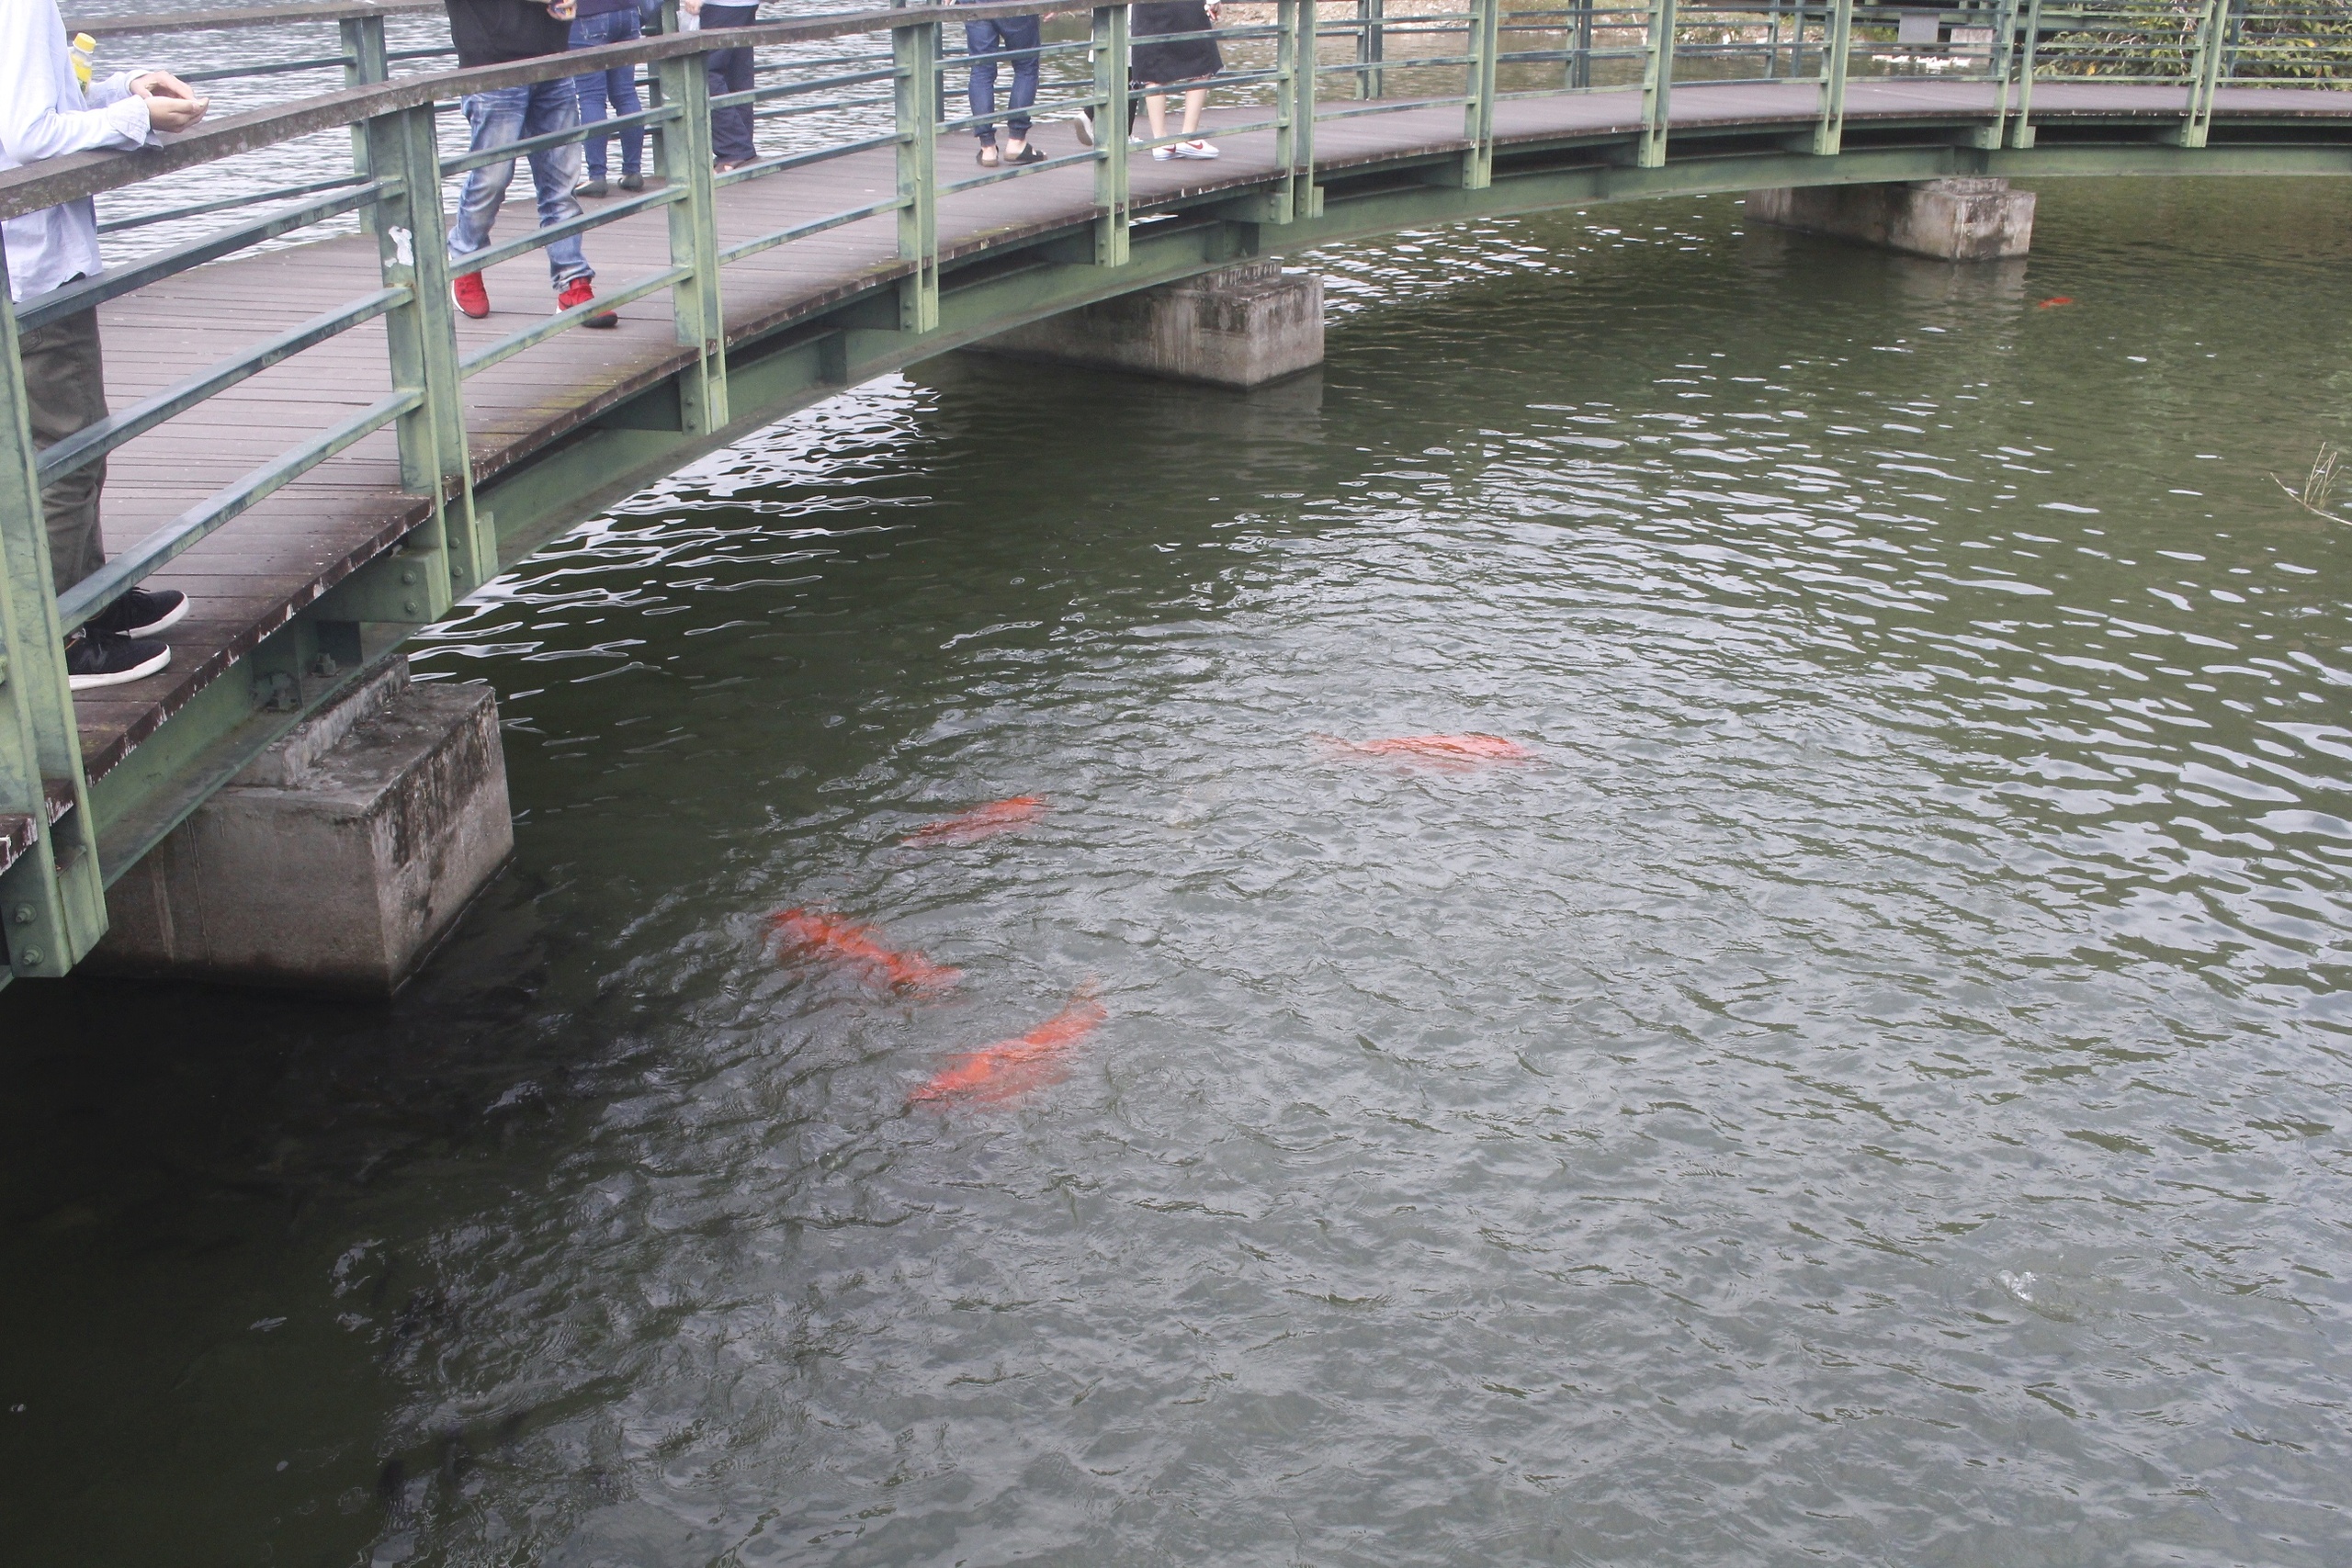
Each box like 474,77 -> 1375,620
6,177 -> 2352,1567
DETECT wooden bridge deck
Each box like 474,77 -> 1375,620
72,76 -> 2352,783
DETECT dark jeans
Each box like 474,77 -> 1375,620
447,81 -> 593,287
571,6 -> 645,178
963,14 -> 1040,143
18,303 -> 107,595
702,2 -> 759,165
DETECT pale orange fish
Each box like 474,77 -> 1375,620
2037,296 -> 2075,309
767,907 -> 959,994
1324,733 -> 1536,765
903,795 -> 1048,846
910,986 -> 1106,1107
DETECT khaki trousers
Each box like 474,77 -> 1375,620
17,305 -> 107,596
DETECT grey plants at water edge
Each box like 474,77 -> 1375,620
2274,443 -> 2348,525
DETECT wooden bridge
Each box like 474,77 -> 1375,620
2,0 -> 2348,987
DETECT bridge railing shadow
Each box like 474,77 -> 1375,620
0,0 -> 2346,985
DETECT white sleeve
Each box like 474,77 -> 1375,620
0,14 -> 155,164
85,69 -> 144,112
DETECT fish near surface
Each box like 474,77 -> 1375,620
903,795 -> 1048,846
767,907 -> 960,994
1325,733 -> 1537,766
2037,297 -> 2075,309
910,987 -> 1106,1107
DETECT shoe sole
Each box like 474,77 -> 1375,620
68,645 -> 171,691
1171,149 -> 1219,159
119,597 -> 190,637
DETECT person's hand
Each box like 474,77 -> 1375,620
682,0 -> 703,15
548,0 -> 577,17
130,72 -> 209,133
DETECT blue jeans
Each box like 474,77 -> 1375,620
571,7 -> 645,178
702,2 -> 760,165
963,15 -> 1041,143
448,81 -> 593,288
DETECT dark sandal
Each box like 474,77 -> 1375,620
1004,143 -> 1046,165
977,144 -> 1001,168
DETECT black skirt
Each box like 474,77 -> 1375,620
1130,2 -> 1223,85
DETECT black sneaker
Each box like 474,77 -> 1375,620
576,176 -> 609,198
66,630 -> 170,691
619,172 -> 645,192
85,585 -> 188,638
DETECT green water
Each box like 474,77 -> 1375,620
6,176 -> 2352,1567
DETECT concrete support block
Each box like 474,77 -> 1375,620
1748,178 -> 2036,262
95,659 -> 513,996
970,261 -> 1324,389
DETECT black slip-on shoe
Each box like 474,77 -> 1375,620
619,173 -> 646,192
577,176 -> 610,197
85,585 -> 188,639
66,631 -> 170,691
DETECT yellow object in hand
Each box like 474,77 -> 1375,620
71,32 -> 97,88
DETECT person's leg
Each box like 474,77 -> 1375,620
716,40 -> 755,163
571,13 -> 611,182
1182,84 -> 1207,136
17,309 -> 107,596
610,9 -> 646,178
447,86 -> 529,273
521,77 -> 592,288
1001,15 -> 1041,150
1143,85 -> 1169,141
705,4 -> 759,167
965,19 -> 1000,149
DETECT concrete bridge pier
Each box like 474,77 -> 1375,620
1749,178 -> 2036,261
969,261 -> 1325,389
92,659 -> 513,996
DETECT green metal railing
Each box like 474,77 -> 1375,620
1,0 -> 2346,985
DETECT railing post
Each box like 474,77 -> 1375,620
2176,0 -> 2229,149
2009,0 -> 2043,148
1812,0 -> 1851,155
342,11 -> 391,232
1976,0 -> 2018,150
1638,0 -> 1678,168
1092,0 -> 1130,263
1464,0 -> 1498,186
0,242 -> 108,979
1295,0 -> 1319,217
658,51 -> 729,433
1359,0 -> 1385,99
894,17 -> 940,333
1273,0 -> 1317,219
1569,0 -> 1592,90
367,103 -> 489,604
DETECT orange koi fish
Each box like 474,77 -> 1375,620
766,907 -> 960,994
2037,297 -> 2075,309
903,795 -> 1048,847
910,987 -> 1106,1107
1324,733 -> 1536,765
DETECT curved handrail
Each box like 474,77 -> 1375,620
0,1 -> 1063,220
66,0 -> 444,39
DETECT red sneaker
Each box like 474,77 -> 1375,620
557,277 -> 619,329
451,271 -> 490,319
